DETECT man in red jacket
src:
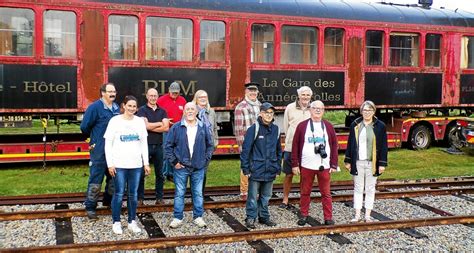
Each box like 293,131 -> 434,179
291,100 -> 338,226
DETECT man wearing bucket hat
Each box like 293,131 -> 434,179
234,82 -> 262,200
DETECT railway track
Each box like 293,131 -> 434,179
1,177 -> 473,252
1,177 -> 472,206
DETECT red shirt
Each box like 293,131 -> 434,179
157,94 -> 186,124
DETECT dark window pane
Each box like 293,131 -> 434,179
0,7 -> 34,56
200,20 -> 225,62
366,30 -> 384,66
251,24 -> 274,63
281,25 -> 317,64
390,33 -> 419,67
324,28 -> 344,65
44,10 -> 76,58
425,34 -> 441,67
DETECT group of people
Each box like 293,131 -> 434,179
80,82 -> 217,234
234,83 -> 388,228
80,80 -> 388,235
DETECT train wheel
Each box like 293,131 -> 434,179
447,126 -> 463,150
410,125 -> 432,150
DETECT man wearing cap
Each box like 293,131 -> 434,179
136,88 -> 170,205
234,82 -> 262,200
158,82 -> 187,182
80,83 -> 120,220
240,102 -> 282,229
291,100 -> 338,226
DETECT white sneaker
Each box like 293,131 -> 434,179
350,216 -> 361,223
127,220 -> 141,233
169,218 -> 183,228
112,222 -> 123,235
193,217 -> 207,228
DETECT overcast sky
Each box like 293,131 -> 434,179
361,0 -> 474,13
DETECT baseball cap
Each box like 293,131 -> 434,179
244,82 -> 260,90
169,82 -> 180,92
260,102 -> 275,112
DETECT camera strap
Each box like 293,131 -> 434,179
309,120 -> 326,146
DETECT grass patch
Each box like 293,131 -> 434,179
0,148 -> 472,196
0,119 -> 81,135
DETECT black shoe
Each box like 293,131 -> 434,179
324,219 -> 335,225
297,216 -> 308,226
86,210 -> 98,221
258,218 -> 277,227
278,203 -> 288,209
245,218 -> 256,229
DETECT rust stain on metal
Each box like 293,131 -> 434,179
80,10 -> 105,106
228,20 -> 248,107
347,36 -> 363,103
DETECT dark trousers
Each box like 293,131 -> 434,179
138,144 -> 164,200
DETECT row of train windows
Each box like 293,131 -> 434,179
1,7 -> 474,69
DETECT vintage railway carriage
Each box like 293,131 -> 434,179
0,0 -> 473,162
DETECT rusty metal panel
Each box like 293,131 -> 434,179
80,10 -> 105,106
347,36 -> 363,106
228,20 -> 247,107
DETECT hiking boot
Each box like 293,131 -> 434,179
193,217 -> 207,228
245,218 -> 256,229
169,218 -> 183,228
278,203 -> 289,209
86,210 -> 98,221
258,218 -> 277,227
127,220 -> 142,233
112,222 -> 123,235
297,216 -> 308,226
324,219 -> 335,225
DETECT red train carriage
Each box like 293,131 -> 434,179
0,0 -> 473,162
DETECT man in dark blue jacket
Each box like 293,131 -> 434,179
165,102 -> 214,229
80,83 -> 120,220
241,102 -> 282,229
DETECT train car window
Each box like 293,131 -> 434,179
200,20 -> 225,62
324,28 -> 344,65
366,30 -> 384,66
389,32 -> 419,67
461,36 -> 474,69
0,7 -> 34,56
146,17 -> 192,61
425,34 -> 441,67
281,25 -> 317,64
108,15 -> 138,60
44,10 -> 76,58
251,24 -> 274,63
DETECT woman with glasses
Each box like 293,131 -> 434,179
192,90 -> 218,195
344,100 -> 388,223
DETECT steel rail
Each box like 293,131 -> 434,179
1,178 -> 472,206
1,187 -> 472,221
4,215 -> 473,252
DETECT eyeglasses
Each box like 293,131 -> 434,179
362,109 -> 374,113
262,111 -> 274,116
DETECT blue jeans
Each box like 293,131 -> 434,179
138,144 -> 164,200
111,168 -> 142,223
173,167 -> 205,220
246,179 -> 273,221
162,132 -> 173,178
85,162 -> 114,211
